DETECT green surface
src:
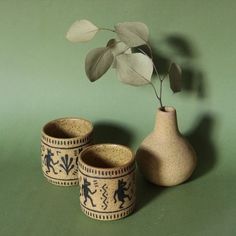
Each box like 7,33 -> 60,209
0,0 -> 235,235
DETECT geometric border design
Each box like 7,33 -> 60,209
43,173 -> 78,181
41,140 -> 91,150
79,162 -> 136,178
81,202 -> 135,214
79,168 -> 135,180
41,133 -> 92,149
80,203 -> 135,221
45,175 -> 79,186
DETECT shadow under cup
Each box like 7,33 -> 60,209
41,117 -> 93,186
79,144 -> 136,221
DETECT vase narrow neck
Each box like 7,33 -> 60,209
154,107 -> 179,136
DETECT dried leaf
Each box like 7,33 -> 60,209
85,47 -> 114,82
106,39 -> 117,48
66,19 -> 99,43
112,41 -> 131,56
107,39 -> 132,68
115,22 -> 149,47
115,53 -> 153,86
169,63 -> 182,93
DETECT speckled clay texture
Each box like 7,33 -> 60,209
79,144 -> 136,221
136,107 -> 197,186
41,117 -> 93,186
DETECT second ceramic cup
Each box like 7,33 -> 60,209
78,144 -> 136,221
41,117 -> 93,186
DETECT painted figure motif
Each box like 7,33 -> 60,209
82,178 -> 97,207
43,149 -> 59,174
113,179 -> 131,208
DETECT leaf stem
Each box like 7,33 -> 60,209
159,79 -> 163,108
99,27 -> 116,33
146,44 -> 162,81
147,43 -> 154,60
137,47 -> 162,81
142,76 -> 162,104
150,81 -> 161,102
126,62 -> 161,105
137,47 -> 164,108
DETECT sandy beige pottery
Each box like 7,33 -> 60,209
136,107 -> 197,186
79,144 -> 136,221
41,117 -> 93,186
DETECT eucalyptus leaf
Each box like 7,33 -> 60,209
66,19 -> 99,43
111,41 -> 132,56
115,22 -> 149,47
85,47 -> 114,82
107,39 -> 132,68
106,39 -> 117,48
115,53 -> 153,86
169,63 -> 182,93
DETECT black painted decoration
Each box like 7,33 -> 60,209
82,178 -> 96,207
43,149 -> 59,174
60,154 -> 74,175
113,179 -> 131,209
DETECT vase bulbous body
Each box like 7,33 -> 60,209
136,107 -> 197,186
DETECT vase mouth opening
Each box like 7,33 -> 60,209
159,106 -> 176,113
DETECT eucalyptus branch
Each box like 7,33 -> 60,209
66,20 -> 182,109
113,43 -> 161,104
137,48 -> 162,81
150,81 -> 161,103
137,47 -> 164,108
161,62 -> 172,81
140,77 -> 161,104
142,48 -> 165,108
161,72 -> 168,81
127,63 -> 161,104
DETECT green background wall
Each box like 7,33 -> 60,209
0,0 -> 235,235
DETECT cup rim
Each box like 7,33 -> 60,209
79,143 -> 135,171
41,117 -> 93,140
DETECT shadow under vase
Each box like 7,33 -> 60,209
186,114 -> 218,181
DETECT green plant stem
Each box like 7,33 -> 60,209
159,79 -> 163,108
146,45 -> 165,109
150,81 -> 161,102
154,64 -> 164,109
137,47 -> 164,108
129,63 -> 161,105
137,47 -> 162,82
140,75 -> 162,106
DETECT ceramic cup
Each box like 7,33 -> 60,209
78,144 -> 136,221
41,117 -> 93,186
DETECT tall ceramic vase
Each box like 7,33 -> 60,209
136,107 -> 197,186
